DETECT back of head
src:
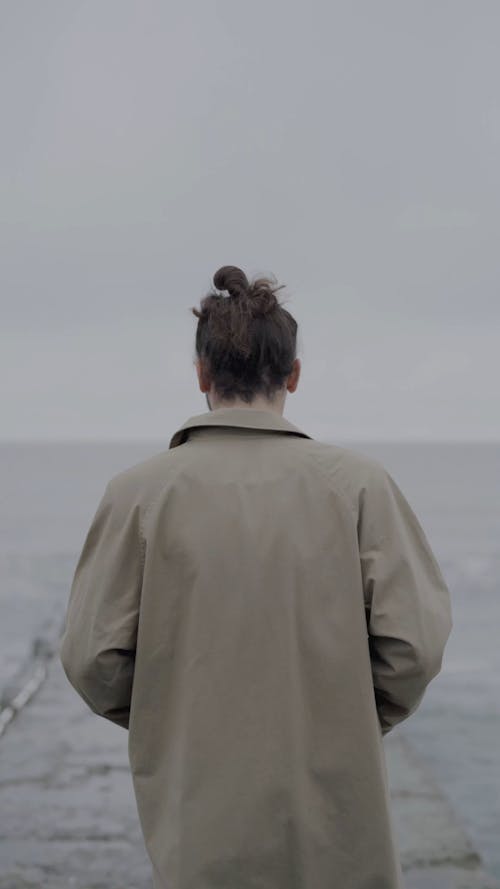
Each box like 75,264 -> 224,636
191,265 -> 298,404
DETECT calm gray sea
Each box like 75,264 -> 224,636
1,439 -> 499,876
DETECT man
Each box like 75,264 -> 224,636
60,265 -> 453,889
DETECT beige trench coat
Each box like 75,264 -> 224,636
59,406 -> 453,889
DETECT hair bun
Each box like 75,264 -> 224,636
213,266 -> 249,299
248,278 -> 280,316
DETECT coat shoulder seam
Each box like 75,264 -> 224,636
301,444 -> 359,521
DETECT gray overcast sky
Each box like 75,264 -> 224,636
1,1 -> 499,441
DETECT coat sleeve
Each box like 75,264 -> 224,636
358,464 -> 453,737
58,477 -> 145,730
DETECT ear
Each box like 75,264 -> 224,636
286,358 -> 301,393
195,358 -> 211,394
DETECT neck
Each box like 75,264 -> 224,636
206,393 -> 285,415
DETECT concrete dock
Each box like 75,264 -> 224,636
0,649 -> 498,889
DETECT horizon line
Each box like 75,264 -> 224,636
1,436 -> 499,446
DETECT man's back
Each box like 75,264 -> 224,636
60,409 -> 452,889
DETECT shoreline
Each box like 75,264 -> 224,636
0,623 -> 62,738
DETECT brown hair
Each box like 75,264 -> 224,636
191,265 -> 298,404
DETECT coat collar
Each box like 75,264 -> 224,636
168,406 -> 314,449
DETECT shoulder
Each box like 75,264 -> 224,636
307,442 -> 425,547
103,447 -> 187,516
302,439 -> 390,504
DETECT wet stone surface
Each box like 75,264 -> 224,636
0,656 -> 153,889
0,654 -> 498,889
